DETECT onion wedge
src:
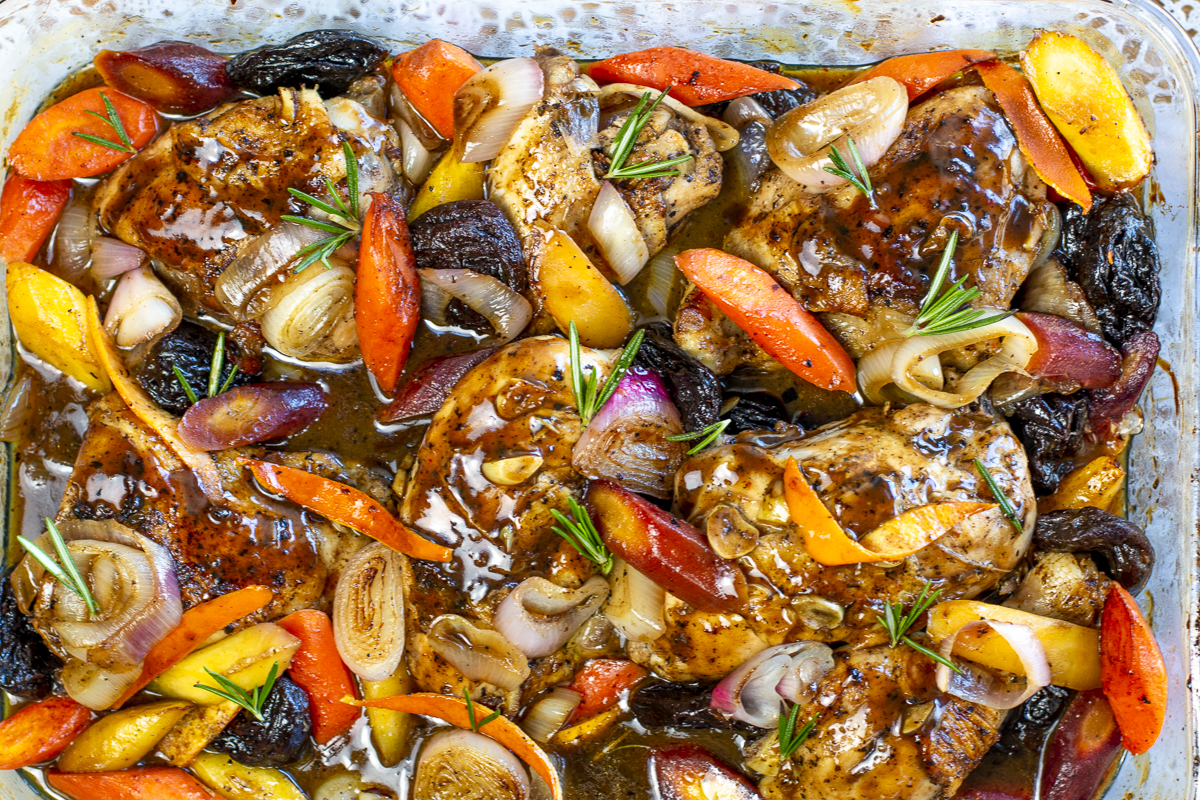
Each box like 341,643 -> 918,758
783,457 -> 994,566
244,458 -> 452,562
351,693 -> 563,800
936,619 -> 1052,709
85,297 -> 224,503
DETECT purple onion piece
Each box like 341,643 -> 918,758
178,382 -> 329,451
376,348 -> 499,424
710,641 -> 835,729
572,367 -> 685,499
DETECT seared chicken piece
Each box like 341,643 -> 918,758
56,394 -> 366,622
399,336 -> 612,696
630,404 -> 1034,681
488,53 -> 725,317
726,85 -> 1054,317
94,88 -> 403,318
754,645 -> 1002,800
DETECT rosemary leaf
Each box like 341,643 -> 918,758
72,92 -> 135,153
550,496 -> 613,575
824,137 -> 875,207
906,230 -> 1014,337
195,662 -> 279,722
18,518 -> 99,617
876,581 -> 962,674
666,418 -> 731,455
173,366 -> 199,404
207,331 -> 227,399
603,88 -> 694,181
464,687 -> 502,732
778,704 -> 818,761
974,458 -> 1023,531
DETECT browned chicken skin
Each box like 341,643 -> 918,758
630,404 -> 1034,682
726,85 -> 1054,316
55,393 -> 367,623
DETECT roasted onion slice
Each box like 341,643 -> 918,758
936,620 -> 1052,709
103,265 -> 182,349
453,57 -> 544,163
427,615 -> 530,692
414,729 -> 531,800
766,76 -> 907,191
14,519 -> 182,710
493,577 -> 610,658
261,260 -> 357,360
333,542 -> 407,681
419,269 -> 532,343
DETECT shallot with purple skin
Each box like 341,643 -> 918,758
177,382 -> 329,451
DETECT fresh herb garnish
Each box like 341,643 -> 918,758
603,88 -> 694,181
824,137 -> 875,208
281,141 -> 362,272
777,703 -> 818,761
550,496 -> 613,576
195,661 -> 280,722
667,418 -> 731,455
464,687 -> 502,732
18,518 -> 99,618
568,321 -> 644,427
974,458 -> 1023,532
904,230 -> 1014,338
172,330 -> 238,404
878,581 -> 962,674
71,92 -> 135,153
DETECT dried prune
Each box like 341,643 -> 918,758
632,323 -> 722,433
209,673 -> 312,767
747,60 -> 818,118
225,30 -> 388,97
0,574 -> 61,698
723,391 -> 789,434
630,682 -> 753,731
1034,507 -> 1155,593
1057,195 -> 1161,347
132,321 -> 253,415
409,200 -> 528,294
1006,393 -> 1087,494
994,685 -> 1071,755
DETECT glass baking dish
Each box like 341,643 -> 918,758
0,0 -> 1195,798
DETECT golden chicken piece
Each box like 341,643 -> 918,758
55,394 -> 369,623
630,404 -> 1034,681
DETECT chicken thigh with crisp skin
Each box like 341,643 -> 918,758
629,403 -> 1034,682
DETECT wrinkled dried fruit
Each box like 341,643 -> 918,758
1057,195 -> 1161,347
746,60 -> 817,118
1034,506 -> 1154,593
1006,393 -> 1088,495
95,42 -> 239,115
723,391 -> 789,434
410,200 -> 528,294
133,322 -> 252,415
178,382 -> 329,450
209,673 -> 312,768
632,322 -> 721,433
225,30 -> 388,97
0,576 -> 62,698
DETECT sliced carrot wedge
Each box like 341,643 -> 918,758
244,459 -> 452,562
587,46 -> 799,106
973,60 -> 1092,211
849,48 -> 995,100
783,457 -> 994,566
352,693 -> 562,800
355,192 -> 420,394
392,40 -> 483,139
0,696 -> 91,769
1100,583 -> 1167,754
112,585 -> 273,709
674,249 -> 854,392
0,175 -> 72,264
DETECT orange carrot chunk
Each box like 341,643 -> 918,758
0,176 -> 72,264
1100,583 -> 1167,755
588,46 -> 799,106
245,458 -> 453,562
392,39 -> 484,139
0,696 -> 92,770
8,88 -> 159,181
277,610 -> 361,744
48,767 -> 220,800
849,49 -> 995,100
355,193 -> 420,394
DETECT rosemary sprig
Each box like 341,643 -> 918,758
172,331 -> 238,404
71,92 -> 134,153
667,418 -> 731,455
464,687 -> 502,732
974,458 -> 1023,532
550,496 -> 613,576
778,703 -> 818,761
603,88 -> 694,180
282,141 -> 362,272
195,661 -> 280,722
904,230 -> 1014,338
824,137 -> 875,208
568,321 -> 644,426
17,518 -> 99,618
878,581 -> 962,673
